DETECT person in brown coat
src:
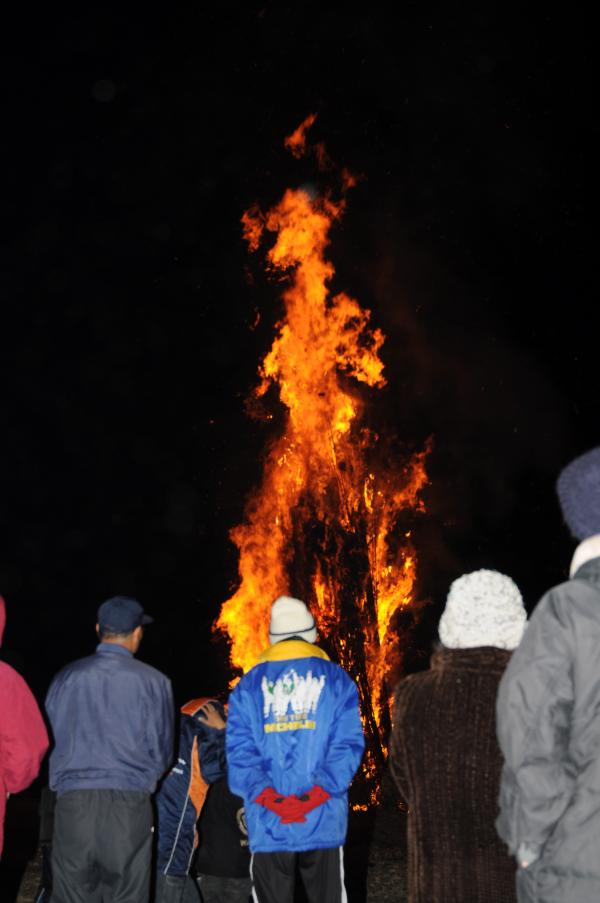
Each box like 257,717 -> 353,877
389,569 -> 527,903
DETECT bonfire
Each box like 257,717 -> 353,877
216,115 -> 429,803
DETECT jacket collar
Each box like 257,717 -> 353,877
256,639 -> 329,666
570,535 -> 600,578
95,642 -> 132,657
431,645 -> 511,674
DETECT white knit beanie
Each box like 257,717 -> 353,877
438,569 -> 527,650
269,596 -> 317,644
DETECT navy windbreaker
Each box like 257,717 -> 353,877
46,643 -> 173,795
226,639 -> 364,853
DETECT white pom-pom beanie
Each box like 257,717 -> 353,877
438,569 -> 527,650
269,595 -> 317,644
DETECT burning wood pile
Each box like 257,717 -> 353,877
216,116 -> 429,804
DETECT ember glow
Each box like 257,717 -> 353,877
217,117 -> 429,800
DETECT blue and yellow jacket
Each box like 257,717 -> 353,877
226,639 -> 364,853
156,698 -> 226,877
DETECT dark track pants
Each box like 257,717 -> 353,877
154,873 -> 201,903
197,874 -> 252,903
51,789 -> 153,903
250,848 -> 347,903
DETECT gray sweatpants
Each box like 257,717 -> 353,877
51,789 -> 153,903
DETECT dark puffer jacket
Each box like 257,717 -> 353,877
496,556 -> 600,903
390,646 -> 517,903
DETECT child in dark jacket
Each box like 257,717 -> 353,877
154,697 -> 252,903
154,698 -> 226,903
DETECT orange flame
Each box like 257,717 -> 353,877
216,120 -> 429,798
284,113 -> 318,158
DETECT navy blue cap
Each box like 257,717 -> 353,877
97,596 -> 153,634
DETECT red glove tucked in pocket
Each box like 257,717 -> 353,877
297,784 -> 330,816
278,798 -> 307,824
255,787 -> 306,823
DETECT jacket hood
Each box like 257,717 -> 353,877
0,595 -> 5,646
569,534 -> 600,577
181,697 -> 226,735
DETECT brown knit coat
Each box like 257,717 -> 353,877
389,646 -> 517,903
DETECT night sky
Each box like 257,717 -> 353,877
1,7 -> 597,702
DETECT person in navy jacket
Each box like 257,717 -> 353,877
226,595 -> 364,903
45,596 -> 174,903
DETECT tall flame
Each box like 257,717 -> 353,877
217,118 -> 429,799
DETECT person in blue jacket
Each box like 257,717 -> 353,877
45,595 -> 174,903
226,595 -> 365,903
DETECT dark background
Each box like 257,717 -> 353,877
0,5 -> 596,702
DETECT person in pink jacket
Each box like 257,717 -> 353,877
0,595 -> 49,858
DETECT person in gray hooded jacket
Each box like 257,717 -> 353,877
496,445 -> 600,903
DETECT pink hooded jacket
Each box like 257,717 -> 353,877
0,596 -> 49,856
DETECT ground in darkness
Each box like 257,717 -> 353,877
4,774 -> 407,903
